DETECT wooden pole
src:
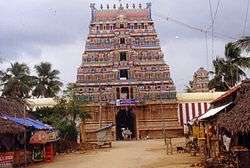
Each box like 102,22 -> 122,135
99,79 -> 102,128
80,120 -> 86,143
160,81 -> 167,145
23,102 -> 27,168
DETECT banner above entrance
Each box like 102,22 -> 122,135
114,99 -> 138,106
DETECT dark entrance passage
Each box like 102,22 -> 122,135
116,109 -> 136,140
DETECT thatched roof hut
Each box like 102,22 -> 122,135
0,97 -> 26,117
217,79 -> 250,133
0,97 -> 26,134
0,118 -> 25,134
210,84 -> 240,107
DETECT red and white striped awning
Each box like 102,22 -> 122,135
178,102 -> 210,126
198,102 -> 232,120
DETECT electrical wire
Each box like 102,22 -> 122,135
155,13 -> 236,40
205,32 -> 209,69
208,0 -> 214,23
214,0 -> 222,21
242,0 -> 250,36
207,0 -> 223,68
155,12 -> 237,73
207,0 -> 222,30
208,0 -> 215,60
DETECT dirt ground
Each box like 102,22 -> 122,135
30,138 -> 200,168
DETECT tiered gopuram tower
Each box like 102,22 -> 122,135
190,67 -> 209,92
76,3 -> 182,141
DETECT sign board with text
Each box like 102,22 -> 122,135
0,152 -> 14,168
115,99 -> 138,106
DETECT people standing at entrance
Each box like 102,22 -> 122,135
125,128 -> 132,140
121,128 -> 126,140
121,128 -> 132,140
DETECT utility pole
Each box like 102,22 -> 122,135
18,98 -> 27,168
23,102 -> 27,168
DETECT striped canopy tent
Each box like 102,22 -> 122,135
177,92 -> 225,126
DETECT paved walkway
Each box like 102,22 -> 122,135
30,139 -> 200,168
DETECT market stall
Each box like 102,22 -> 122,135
194,80 -> 250,167
0,117 -> 30,168
0,96 -> 58,167
0,152 -> 14,168
30,130 -> 59,162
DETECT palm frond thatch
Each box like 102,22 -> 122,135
217,79 -> 250,133
0,97 -> 26,134
0,118 -> 25,134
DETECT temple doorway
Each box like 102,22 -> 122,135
116,108 -> 136,140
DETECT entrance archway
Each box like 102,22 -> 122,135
116,108 -> 136,140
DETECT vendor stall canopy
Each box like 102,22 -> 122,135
216,79 -> 250,133
0,118 -> 26,134
0,97 -> 53,135
1,115 -> 53,130
95,124 -> 114,133
198,102 -> 232,120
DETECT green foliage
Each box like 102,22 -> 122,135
63,83 -> 91,122
33,62 -> 63,98
32,83 -> 90,142
0,61 -> 63,99
208,75 -> 229,91
209,43 -> 250,91
57,121 -> 78,141
1,62 -> 35,98
234,36 -> 250,52
0,70 -> 3,83
33,105 -> 78,142
33,106 -> 65,125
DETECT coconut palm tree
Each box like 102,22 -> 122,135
0,70 -> 3,81
224,43 -> 250,85
0,70 -> 4,94
32,62 -> 63,98
235,36 -> 250,52
1,62 -> 34,98
0,61 -> 4,80
209,43 -> 250,91
208,58 -> 230,91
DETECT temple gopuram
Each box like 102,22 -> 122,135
190,67 -> 209,92
76,3 -> 182,141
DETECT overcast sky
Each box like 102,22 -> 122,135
0,0 -> 249,91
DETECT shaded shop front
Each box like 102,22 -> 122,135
0,97 -> 59,167
192,80 -> 250,168
0,115 -> 59,167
